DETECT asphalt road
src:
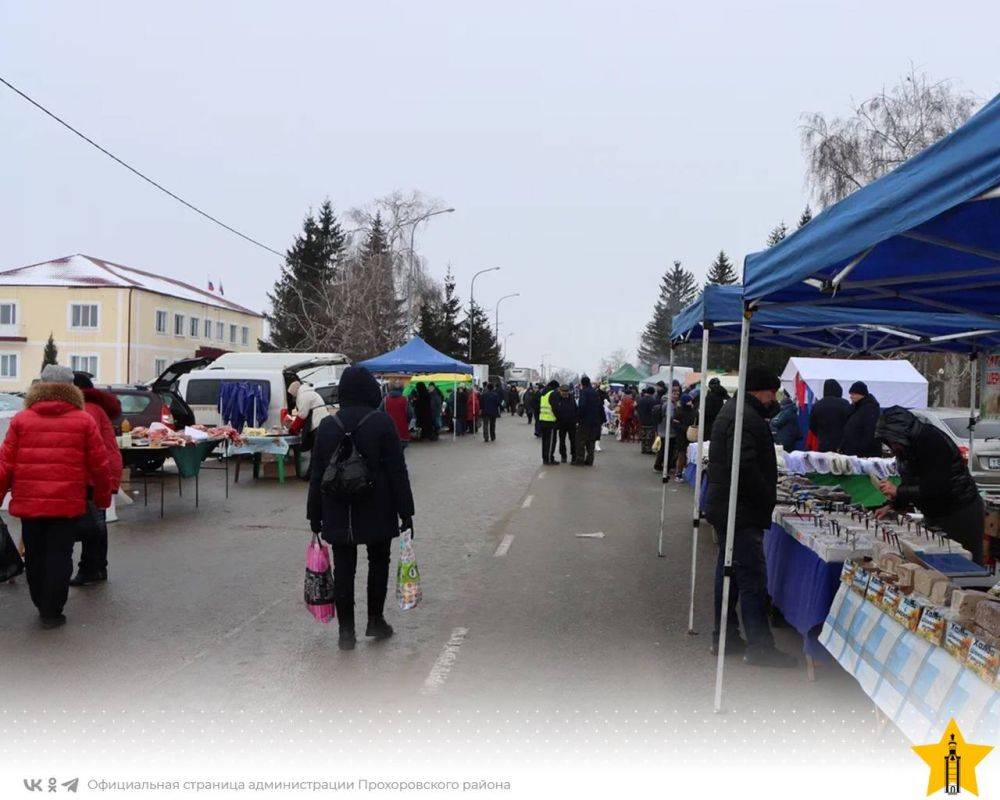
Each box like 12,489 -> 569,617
1,414 -> 907,775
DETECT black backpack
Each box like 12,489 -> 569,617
321,411 -> 378,498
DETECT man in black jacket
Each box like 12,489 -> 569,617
840,381 -> 882,457
308,366 -> 415,651
636,386 -> 658,454
703,377 -> 729,439
575,376 -> 603,465
552,384 -> 579,463
481,382 -> 502,443
808,379 -> 850,452
705,367 -> 796,668
875,406 -> 985,564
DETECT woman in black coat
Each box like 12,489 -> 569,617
412,381 -> 436,441
308,366 -> 415,650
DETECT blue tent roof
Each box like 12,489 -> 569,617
357,336 -> 473,375
742,93 -> 1000,319
671,284 -> 1000,355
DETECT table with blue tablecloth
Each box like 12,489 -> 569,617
763,522 -> 844,664
226,435 -> 303,484
820,584 -> 999,744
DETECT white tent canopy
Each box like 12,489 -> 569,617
780,357 -> 928,409
640,365 -> 693,388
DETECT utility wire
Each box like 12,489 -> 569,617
0,75 -> 284,258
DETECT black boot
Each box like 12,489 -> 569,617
338,626 -> 357,651
69,568 -> 107,587
40,614 -> 67,629
365,616 -> 394,640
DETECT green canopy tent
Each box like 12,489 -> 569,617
608,362 -> 645,385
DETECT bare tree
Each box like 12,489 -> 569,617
801,66 -> 978,208
597,348 -> 631,379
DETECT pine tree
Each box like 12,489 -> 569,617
459,300 -> 503,376
797,205 -> 813,228
41,333 -> 58,371
706,250 -> 739,286
638,260 -> 697,369
416,297 -> 442,351
437,267 -> 464,359
264,199 -> 346,350
766,221 -> 788,247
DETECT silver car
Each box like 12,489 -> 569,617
912,406 -> 1000,489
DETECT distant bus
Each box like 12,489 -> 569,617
505,366 -> 540,386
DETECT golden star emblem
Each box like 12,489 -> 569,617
912,718 -> 992,796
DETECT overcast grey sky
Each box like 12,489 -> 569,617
2,1 -> 998,375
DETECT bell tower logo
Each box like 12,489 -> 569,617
912,719 -> 992,796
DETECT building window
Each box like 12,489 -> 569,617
190,317 -> 200,338
229,324 -> 237,343
0,353 -> 18,378
216,321 -> 224,340
241,326 -> 249,346
204,318 -> 212,338
174,313 -> 185,336
0,302 -> 16,326
154,358 -> 167,377
70,354 -> 99,377
70,303 -> 99,329
155,310 -> 168,334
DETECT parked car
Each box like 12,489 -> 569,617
101,357 -> 210,435
912,406 -> 1000,490
0,391 -> 22,444
101,357 -> 210,472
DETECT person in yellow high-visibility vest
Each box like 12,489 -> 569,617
538,380 -> 560,465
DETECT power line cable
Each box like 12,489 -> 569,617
0,74 -> 284,257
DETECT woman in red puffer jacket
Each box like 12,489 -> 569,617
0,365 -> 111,627
69,371 -> 124,586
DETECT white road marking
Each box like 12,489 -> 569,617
493,534 -> 515,557
421,627 -> 469,695
575,532 -> 606,539
522,495 -> 534,508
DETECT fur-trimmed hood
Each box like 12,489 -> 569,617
25,381 -> 85,412
82,386 -> 122,419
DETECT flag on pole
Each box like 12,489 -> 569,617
219,279 -> 225,296
208,280 -> 215,292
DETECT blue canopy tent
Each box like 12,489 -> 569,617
669,285 -> 1000,650
707,93 -> 1000,711
358,336 -> 473,375
359,336 -> 472,442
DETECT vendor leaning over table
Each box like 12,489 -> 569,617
284,380 -> 330,451
874,405 -> 984,564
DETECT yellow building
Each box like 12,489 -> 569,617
0,254 -> 263,391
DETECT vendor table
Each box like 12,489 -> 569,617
226,435 -> 302,484
820,584 -> 999,744
120,439 -> 226,517
764,522 -> 843,670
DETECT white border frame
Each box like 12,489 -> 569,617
0,350 -> 19,380
154,307 -> 169,336
68,301 -> 101,331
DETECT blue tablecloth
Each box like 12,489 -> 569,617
763,522 -> 844,658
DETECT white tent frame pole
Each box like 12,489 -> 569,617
687,325 -> 710,633
970,352 -> 978,465
713,310 -> 751,713
656,347 -> 676,557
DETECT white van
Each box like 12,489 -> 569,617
207,352 -> 349,388
178,356 -> 349,430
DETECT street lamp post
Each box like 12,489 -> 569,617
540,352 -> 551,382
469,267 -> 500,366
503,332 -> 515,360
494,293 -> 520,342
403,207 -> 455,331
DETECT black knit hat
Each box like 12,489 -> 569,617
849,381 -> 869,396
745,367 -> 780,393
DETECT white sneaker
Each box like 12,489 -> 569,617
595,442 -> 602,452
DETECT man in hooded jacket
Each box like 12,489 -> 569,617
308,366 -> 415,651
875,406 -> 984,564
703,377 -> 729,440
808,379 -> 851,452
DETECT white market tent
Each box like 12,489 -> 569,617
780,357 -> 927,409
640,365 -> 693,388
